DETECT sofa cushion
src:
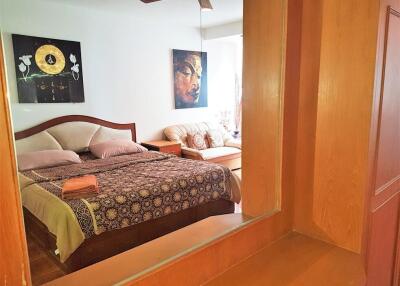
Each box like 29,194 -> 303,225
225,139 -> 242,149
206,129 -> 224,148
198,147 -> 241,160
164,122 -> 232,147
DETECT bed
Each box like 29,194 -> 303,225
15,115 -> 241,272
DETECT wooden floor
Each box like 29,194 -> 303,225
205,232 -> 365,286
27,235 -> 65,285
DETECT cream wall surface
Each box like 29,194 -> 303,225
0,0 -> 241,141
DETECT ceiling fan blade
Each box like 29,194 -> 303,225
140,0 -> 213,11
198,0 -> 213,10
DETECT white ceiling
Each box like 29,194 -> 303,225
48,0 -> 243,28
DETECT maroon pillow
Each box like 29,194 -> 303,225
89,139 -> 147,159
17,150 -> 82,171
187,132 -> 208,150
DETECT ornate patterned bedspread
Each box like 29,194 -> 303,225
21,152 -> 238,239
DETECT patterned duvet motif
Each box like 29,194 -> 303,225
22,152 -> 233,238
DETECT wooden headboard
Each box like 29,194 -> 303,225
14,115 -> 136,154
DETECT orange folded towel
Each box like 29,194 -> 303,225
62,175 -> 99,200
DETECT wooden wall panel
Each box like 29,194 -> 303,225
242,0 -> 287,216
293,0 -> 322,241
374,8 -> 400,197
366,194 -> 400,286
294,0 -> 380,253
0,39 -> 31,285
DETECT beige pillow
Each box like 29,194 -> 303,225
187,132 -> 208,150
90,139 -> 147,159
17,150 -> 82,171
206,129 -> 224,148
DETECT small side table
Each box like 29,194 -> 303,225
141,140 -> 182,157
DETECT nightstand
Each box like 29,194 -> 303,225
141,140 -> 182,157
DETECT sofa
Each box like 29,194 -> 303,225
164,122 -> 241,170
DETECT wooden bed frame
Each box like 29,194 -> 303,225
15,115 -> 235,272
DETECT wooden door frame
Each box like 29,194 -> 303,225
0,36 -> 31,285
0,0 -> 302,284
364,4 -> 400,285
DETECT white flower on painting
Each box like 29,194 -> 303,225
71,64 -> 79,73
18,54 -> 32,81
19,55 -> 32,66
18,62 -> 27,73
69,54 -> 77,64
70,54 -> 80,80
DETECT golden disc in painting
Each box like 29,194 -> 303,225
35,44 -> 66,75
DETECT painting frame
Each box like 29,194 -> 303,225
12,34 -> 85,104
173,49 -> 208,109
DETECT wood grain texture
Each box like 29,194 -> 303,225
366,194 -> 400,286
242,0 -> 287,216
293,0 -> 323,240
364,4 -> 400,285
373,8 -> 400,193
294,0 -> 380,253
205,232 -> 365,286
141,140 -> 182,156
141,140 -> 180,148
280,0 -> 303,233
0,37 -> 31,285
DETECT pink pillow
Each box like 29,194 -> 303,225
89,139 -> 148,159
18,150 -> 82,171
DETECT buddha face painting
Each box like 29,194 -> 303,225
173,49 -> 208,109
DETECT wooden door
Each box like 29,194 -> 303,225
0,38 -> 31,284
366,6 -> 400,286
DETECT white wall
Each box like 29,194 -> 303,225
204,39 -> 238,130
203,21 -> 243,40
0,0 -> 240,141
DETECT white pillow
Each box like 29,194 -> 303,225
18,150 -> 82,171
206,129 -> 224,148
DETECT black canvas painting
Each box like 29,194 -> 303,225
173,49 -> 208,109
12,34 -> 85,103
